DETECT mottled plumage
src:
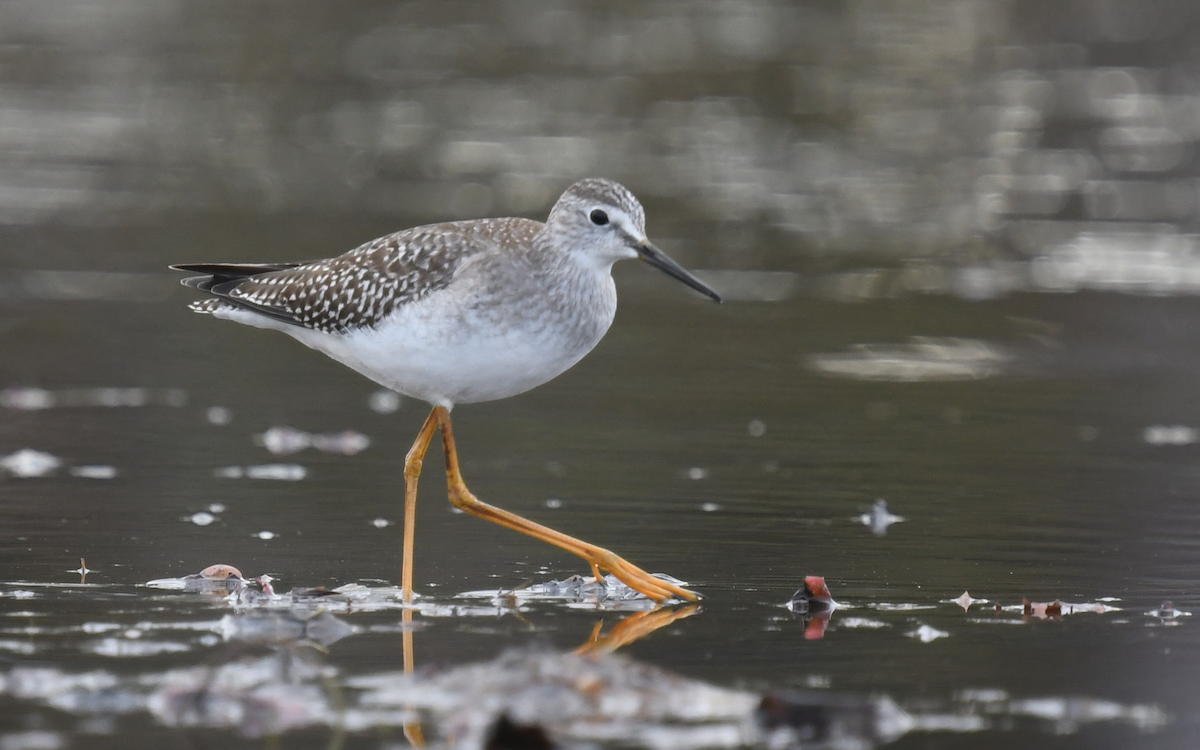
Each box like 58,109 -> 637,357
179,218 -> 542,335
174,178 -> 719,408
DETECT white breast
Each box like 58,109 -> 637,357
278,261 -> 618,408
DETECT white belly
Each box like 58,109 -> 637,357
268,271 -> 617,408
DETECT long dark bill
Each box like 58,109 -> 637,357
635,241 -> 722,303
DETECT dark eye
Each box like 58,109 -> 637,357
589,209 -> 609,226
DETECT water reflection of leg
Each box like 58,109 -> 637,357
433,406 -> 699,602
401,607 -> 425,747
574,605 -> 700,655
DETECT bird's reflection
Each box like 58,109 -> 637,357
574,604 -> 700,655
402,608 -> 426,747
400,599 -> 698,747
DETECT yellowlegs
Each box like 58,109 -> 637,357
173,178 -> 721,602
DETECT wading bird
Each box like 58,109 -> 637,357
174,178 -> 721,602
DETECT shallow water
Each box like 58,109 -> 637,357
1,215 -> 1199,747
2,1 -> 1200,744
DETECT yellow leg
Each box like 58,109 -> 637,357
401,414 -> 438,748
431,406 -> 698,602
402,409 -> 440,604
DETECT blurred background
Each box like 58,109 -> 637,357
2,0 -> 1199,292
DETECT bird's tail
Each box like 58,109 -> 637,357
170,262 -> 306,292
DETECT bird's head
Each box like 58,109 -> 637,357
546,178 -> 722,303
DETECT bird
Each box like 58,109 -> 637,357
173,177 -> 721,603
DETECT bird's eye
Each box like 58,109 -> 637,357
589,209 -> 609,226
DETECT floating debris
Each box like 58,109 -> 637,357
686,467 -> 709,480
368,389 -> 402,414
0,563 -> 1174,747
68,465 -> 117,479
700,502 -> 722,512
860,498 -> 904,536
838,617 -> 889,629
807,337 -> 1008,382
1,449 -> 61,478
458,573 -> 687,608
215,464 -> 307,481
146,564 -> 245,594
787,576 -> 838,640
544,498 -> 562,509
947,592 -> 988,612
1142,425 -> 1197,445
788,577 -> 837,614
1018,598 -> 1120,620
907,624 -> 950,643
255,531 -> 276,541
85,638 -> 191,657
747,418 -> 766,437
1147,601 -> 1191,620
868,602 -> 937,612
187,512 -> 215,527
371,518 -> 392,528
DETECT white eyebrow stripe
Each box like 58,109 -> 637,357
588,206 -> 640,239
611,210 -> 641,240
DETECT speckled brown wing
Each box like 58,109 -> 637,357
174,218 -> 544,334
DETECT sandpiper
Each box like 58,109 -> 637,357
174,177 -> 721,602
